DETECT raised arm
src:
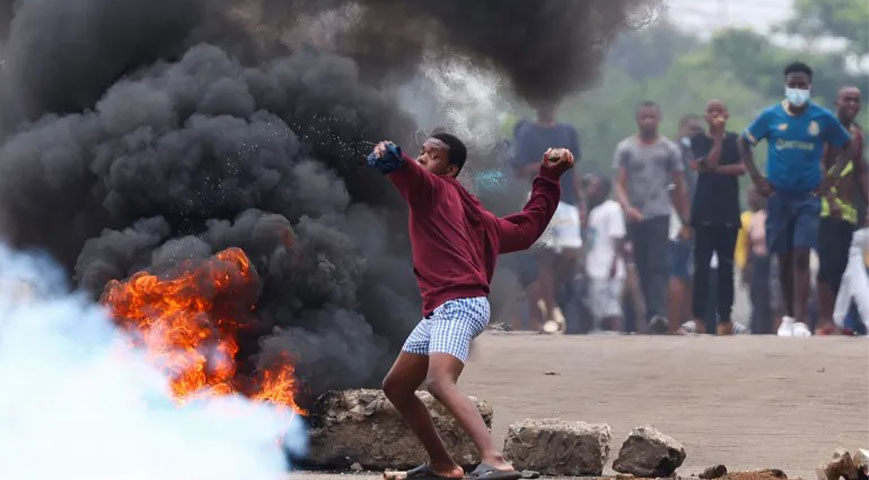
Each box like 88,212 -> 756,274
703,133 -> 724,170
367,141 -> 437,205
498,149 -> 573,253
692,132 -> 744,177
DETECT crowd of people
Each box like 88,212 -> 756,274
364,61 -> 865,480
500,62 -> 868,336
363,61 -> 866,480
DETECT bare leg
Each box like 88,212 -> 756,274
536,251 -> 558,321
525,282 -> 543,331
817,279 -> 837,332
425,353 -> 513,471
668,277 -> 689,333
382,353 -> 463,478
792,247 -> 811,325
777,251 -> 795,318
682,281 -> 694,330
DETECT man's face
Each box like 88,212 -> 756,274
785,72 -> 811,91
681,119 -> 704,138
537,105 -> 557,124
704,101 -> 729,127
417,138 -> 456,176
587,178 -> 606,205
636,106 -> 661,135
836,88 -> 861,121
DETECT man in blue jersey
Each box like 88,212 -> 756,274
739,62 -> 852,337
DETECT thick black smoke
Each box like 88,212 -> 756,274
0,0 -> 655,396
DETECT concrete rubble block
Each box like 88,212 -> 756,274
855,449 -> 869,480
613,425 -> 687,477
305,388 -> 492,470
817,448 -> 859,480
502,418 -> 612,476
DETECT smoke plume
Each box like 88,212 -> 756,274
0,0 -> 657,396
0,245 -> 305,480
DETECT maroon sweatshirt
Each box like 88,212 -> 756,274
388,155 -> 562,315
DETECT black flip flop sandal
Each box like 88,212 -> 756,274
400,464 -> 458,480
468,464 -> 522,480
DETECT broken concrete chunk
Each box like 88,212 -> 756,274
855,449 -> 869,480
503,418 -> 611,476
817,448 -> 859,480
613,425 -> 687,477
306,389 -> 492,469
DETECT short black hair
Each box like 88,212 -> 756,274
431,132 -> 467,174
596,175 -> 612,197
679,113 -> 702,127
638,100 -> 660,113
784,62 -> 813,80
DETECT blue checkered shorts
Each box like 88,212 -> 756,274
402,297 -> 490,363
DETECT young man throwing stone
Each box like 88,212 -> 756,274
368,133 -> 574,480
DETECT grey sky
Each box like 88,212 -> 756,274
667,0 -> 794,36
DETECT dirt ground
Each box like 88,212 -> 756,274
462,332 -> 868,478
297,333 -> 868,480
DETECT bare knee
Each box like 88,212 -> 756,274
424,375 -> 456,401
382,373 -> 414,403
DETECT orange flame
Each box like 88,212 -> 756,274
101,247 -> 304,414
253,355 -> 304,413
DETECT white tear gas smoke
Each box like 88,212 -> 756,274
0,244 -> 306,480
0,0 -> 659,399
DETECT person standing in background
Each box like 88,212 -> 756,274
667,114 -> 705,332
688,100 -> 748,335
510,104 -> 583,333
740,62 -> 852,337
740,187 -> 775,334
615,101 -> 691,333
585,175 -> 628,332
816,86 -> 867,335
833,211 -> 869,334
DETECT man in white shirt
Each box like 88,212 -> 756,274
585,175 -> 628,332
833,213 -> 869,333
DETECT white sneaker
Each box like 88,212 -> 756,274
538,301 -> 566,334
777,316 -> 795,336
732,321 -> 750,335
792,322 -> 813,337
552,306 -> 567,333
542,320 -> 560,334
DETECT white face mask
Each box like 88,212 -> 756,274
785,87 -> 811,107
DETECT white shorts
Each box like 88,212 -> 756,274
588,278 -> 625,322
536,201 -> 582,252
402,297 -> 490,363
